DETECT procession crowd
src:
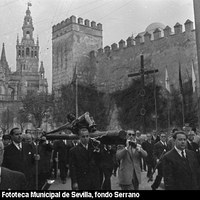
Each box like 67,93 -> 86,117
0,124 -> 200,190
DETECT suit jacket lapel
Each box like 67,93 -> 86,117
78,144 -> 89,160
173,148 -> 191,175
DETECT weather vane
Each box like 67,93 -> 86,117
27,1 -> 32,8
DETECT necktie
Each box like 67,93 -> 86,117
18,144 -> 22,151
181,150 -> 185,158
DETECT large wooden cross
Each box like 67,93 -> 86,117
128,55 -> 158,134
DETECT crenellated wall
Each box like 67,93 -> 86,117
81,19 -> 198,94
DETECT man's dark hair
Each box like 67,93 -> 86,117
2,134 -> 11,140
173,131 -> 187,140
172,128 -> 178,133
9,127 -> 20,136
67,113 -> 76,123
191,127 -> 196,133
159,130 -> 167,135
78,127 -> 89,136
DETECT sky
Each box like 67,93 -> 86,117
0,0 -> 195,92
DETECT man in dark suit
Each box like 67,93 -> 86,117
187,131 -> 200,164
163,131 -> 200,190
142,133 -> 155,180
2,127 -> 36,190
151,130 -> 160,144
69,127 -> 101,190
53,132 -> 73,184
0,140 -> 27,190
99,144 -> 116,190
151,131 -> 168,190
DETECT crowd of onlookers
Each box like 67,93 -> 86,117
0,124 -> 200,190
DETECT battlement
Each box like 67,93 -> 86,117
91,19 -> 194,57
52,15 -> 102,33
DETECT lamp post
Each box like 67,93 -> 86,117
75,63 -> 78,118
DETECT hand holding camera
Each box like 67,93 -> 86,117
126,140 -> 138,148
136,143 -> 142,152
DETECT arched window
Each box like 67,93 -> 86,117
26,48 -> 30,56
18,50 -> 21,57
26,31 -> 30,39
35,51 -> 37,57
22,50 -> 24,57
31,51 -> 33,57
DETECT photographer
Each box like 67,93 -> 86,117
116,130 -> 147,190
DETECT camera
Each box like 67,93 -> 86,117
129,141 -> 137,148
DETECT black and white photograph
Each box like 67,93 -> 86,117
0,0 -> 200,193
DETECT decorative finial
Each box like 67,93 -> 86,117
17,34 -> 19,44
27,2 -> 32,9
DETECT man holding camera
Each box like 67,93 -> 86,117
116,130 -> 147,190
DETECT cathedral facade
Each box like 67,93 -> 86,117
0,5 -> 48,113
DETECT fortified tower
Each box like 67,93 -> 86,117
52,16 -> 103,93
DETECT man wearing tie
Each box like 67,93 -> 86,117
163,131 -> 200,190
151,131 -> 168,190
0,140 -> 27,190
69,127 -> 101,190
2,127 -> 36,189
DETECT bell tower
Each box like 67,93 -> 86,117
16,4 -> 39,74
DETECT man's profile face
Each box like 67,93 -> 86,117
188,131 -> 195,142
175,133 -> 187,150
146,133 -> 152,141
3,139 -> 11,147
79,128 -> 90,145
160,133 -> 167,142
11,129 -> 22,144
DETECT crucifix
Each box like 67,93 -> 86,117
128,55 -> 159,134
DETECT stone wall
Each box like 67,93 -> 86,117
82,20 -> 197,95
52,17 -> 198,128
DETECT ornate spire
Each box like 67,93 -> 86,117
39,61 -> 45,78
1,43 -> 7,62
22,2 -> 34,41
37,35 -> 39,45
17,34 -> 19,44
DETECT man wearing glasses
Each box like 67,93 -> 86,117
69,127 -> 101,190
116,130 -> 147,190
2,127 -> 36,189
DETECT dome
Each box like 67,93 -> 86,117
145,22 -> 165,32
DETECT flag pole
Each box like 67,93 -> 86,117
181,95 -> 185,126
153,68 -> 158,131
165,66 -> 171,133
179,62 -> 185,127
167,94 -> 170,134
192,60 -> 200,128
75,63 -> 78,118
